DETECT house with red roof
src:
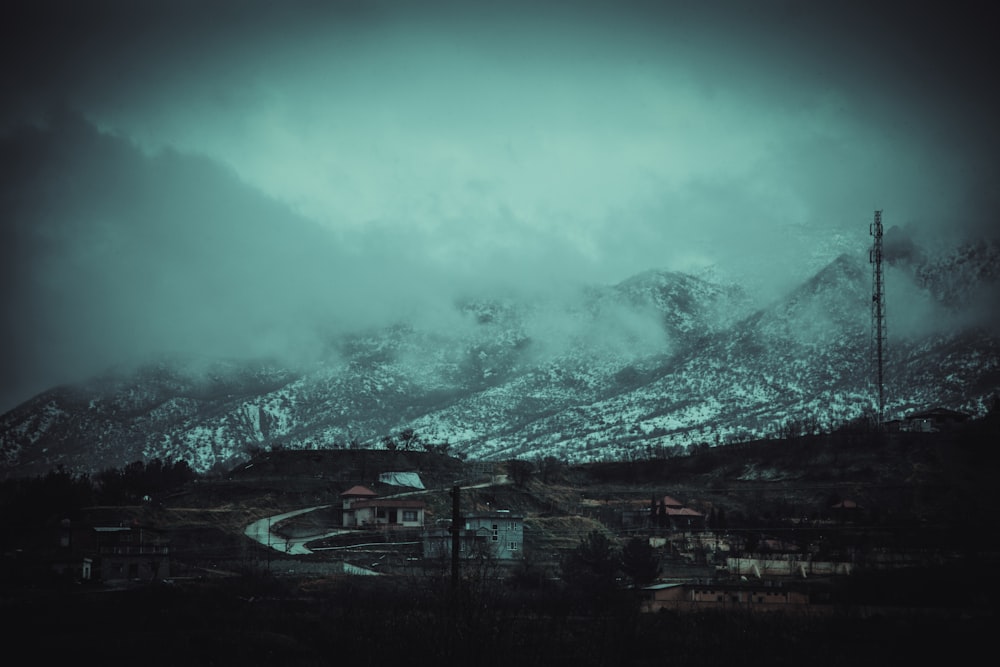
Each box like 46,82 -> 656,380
340,484 -> 425,528
652,495 -> 705,530
831,499 -> 863,523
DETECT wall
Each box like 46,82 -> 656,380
726,557 -> 853,577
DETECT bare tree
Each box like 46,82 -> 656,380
399,428 -> 421,451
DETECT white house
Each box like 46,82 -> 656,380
340,484 -> 425,528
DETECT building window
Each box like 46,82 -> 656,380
492,524 -> 499,541
509,542 -> 519,551
402,510 -> 418,522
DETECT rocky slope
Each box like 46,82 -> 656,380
2,241 -> 998,477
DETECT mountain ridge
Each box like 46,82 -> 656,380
2,246 -> 998,477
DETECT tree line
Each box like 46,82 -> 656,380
0,458 -> 195,548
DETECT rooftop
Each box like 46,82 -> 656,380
341,485 -> 377,497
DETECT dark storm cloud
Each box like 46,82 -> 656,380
883,226 -> 923,266
2,1 -> 999,411
7,2 -> 998,239
0,110 -> 432,409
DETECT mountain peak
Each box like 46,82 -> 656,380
2,255 -> 998,476
809,252 -> 866,289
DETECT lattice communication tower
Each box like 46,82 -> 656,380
869,210 -> 887,426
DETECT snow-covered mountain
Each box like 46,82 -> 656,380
2,241 -> 998,477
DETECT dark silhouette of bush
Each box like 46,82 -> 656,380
621,536 -> 661,586
94,458 -> 195,504
6,573 -> 985,666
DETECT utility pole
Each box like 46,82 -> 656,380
449,485 -> 461,592
869,210 -> 887,427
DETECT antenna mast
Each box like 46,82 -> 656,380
869,210 -> 887,426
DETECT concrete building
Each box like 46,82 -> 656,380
904,407 -> 971,432
422,510 -> 524,560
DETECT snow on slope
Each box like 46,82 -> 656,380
2,248 -> 998,476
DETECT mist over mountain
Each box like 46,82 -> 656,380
2,240 -> 997,477
3,2 -> 999,475
0,110 -> 574,413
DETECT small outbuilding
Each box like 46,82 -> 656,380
904,407 -> 970,432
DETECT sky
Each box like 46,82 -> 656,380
2,0 -> 999,412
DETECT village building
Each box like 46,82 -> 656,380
340,484 -> 378,527
88,523 -> 171,582
831,498 -> 863,523
624,495 -> 706,530
422,510 -> 524,561
48,517 -> 170,584
350,498 -> 426,528
340,484 -> 426,528
903,407 -> 971,432
639,581 -> 813,613
652,495 -> 706,531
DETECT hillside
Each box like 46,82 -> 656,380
80,411 -> 992,584
1,241 -> 998,478
4,412 -> 999,667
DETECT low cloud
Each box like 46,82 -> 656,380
2,1 -> 999,411
883,225 -> 924,267
0,113 -> 362,409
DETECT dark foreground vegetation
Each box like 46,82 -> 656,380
4,573 -> 987,667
